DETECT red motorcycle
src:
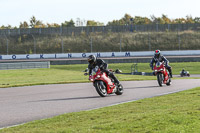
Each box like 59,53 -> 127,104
84,66 -> 123,97
153,61 -> 171,87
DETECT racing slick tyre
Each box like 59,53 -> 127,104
166,77 -> 171,86
157,73 -> 163,87
94,81 -> 107,97
115,84 -> 123,95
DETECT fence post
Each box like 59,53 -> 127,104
39,28 -> 41,34
120,36 -> 122,52
61,36 -> 64,53
168,24 -> 170,31
177,25 -> 181,50
59,26 -> 64,53
90,37 -> 93,53
156,23 -> 158,32
178,33 -> 181,50
60,26 -> 63,35
4,34 -> 9,55
148,32 -> 151,51
31,34 -> 36,54
18,29 -> 20,35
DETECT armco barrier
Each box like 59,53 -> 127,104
0,62 -> 50,70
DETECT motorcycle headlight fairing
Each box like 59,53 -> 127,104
95,75 -> 101,79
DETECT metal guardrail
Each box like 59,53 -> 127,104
0,62 -> 50,70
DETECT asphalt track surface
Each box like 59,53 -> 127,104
1,79 -> 200,129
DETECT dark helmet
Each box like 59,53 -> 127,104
154,49 -> 161,58
88,55 -> 96,64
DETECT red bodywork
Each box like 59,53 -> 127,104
153,62 -> 169,84
90,69 -> 116,94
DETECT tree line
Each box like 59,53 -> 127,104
1,13 -> 200,29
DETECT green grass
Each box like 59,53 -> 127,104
0,62 -> 200,88
1,87 -> 200,133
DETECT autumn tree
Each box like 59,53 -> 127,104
29,16 -> 45,28
19,21 -> 29,28
107,20 -> 124,25
30,16 -> 37,28
108,14 -> 152,25
186,15 -> 194,23
172,18 -> 186,24
47,23 -> 60,28
161,14 -> 171,24
133,16 -> 151,25
122,13 -> 133,25
0,25 -> 12,29
107,13 -> 133,25
194,17 -> 200,23
86,20 -> 104,26
61,19 -> 75,27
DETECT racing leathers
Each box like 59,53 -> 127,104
88,58 -> 120,84
150,55 -> 173,78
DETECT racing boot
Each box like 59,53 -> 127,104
169,72 -> 173,78
109,73 -> 120,86
167,67 -> 173,78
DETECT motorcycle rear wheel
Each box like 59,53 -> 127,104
94,81 -> 107,97
115,84 -> 123,95
166,77 -> 171,86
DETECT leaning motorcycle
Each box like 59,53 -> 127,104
180,71 -> 190,77
84,66 -> 123,97
153,61 -> 171,87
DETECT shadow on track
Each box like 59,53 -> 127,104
30,96 -> 101,102
124,85 -> 159,90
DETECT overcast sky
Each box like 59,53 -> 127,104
0,0 -> 199,27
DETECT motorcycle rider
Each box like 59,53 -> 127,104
181,68 -> 189,76
181,68 -> 186,75
87,55 -> 120,85
150,50 -> 173,78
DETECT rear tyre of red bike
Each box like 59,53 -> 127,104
115,84 -> 123,95
166,77 -> 171,86
94,81 -> 107,97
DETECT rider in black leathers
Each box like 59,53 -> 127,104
150,50 -> 173,78
87,55 -> 120,85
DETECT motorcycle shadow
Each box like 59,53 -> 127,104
125,86 -> 159,90
30,96 -> 101,102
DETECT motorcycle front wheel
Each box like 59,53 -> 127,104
94,81 -> 107,97
157,73 -> 163,87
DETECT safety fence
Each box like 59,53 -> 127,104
0,23 -> 200,36
0,31 -> 200,55
0,62 -> 50,70
0,23 -> 200,55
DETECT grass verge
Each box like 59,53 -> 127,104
1,87 -> 200,133
0,62 -> 200,88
